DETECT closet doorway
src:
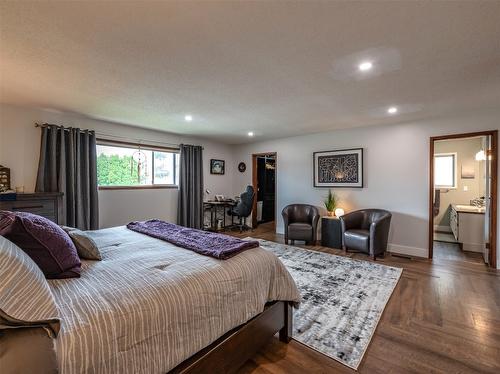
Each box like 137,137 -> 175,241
429,130 -> 497,267
252,153 -> 276,230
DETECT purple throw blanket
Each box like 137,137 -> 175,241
126,220 -> 259,260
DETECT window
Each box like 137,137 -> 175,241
434,153 -> 457,189
96,141 -> 179,188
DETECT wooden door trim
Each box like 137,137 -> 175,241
428,130 -> 497,268
251,152 -> 277,229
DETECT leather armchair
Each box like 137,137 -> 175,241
282,204 -> 320,245
340,209 -> 392,260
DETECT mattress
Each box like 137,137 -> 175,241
48,227 -> 300,373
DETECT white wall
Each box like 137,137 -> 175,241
2,103 -> 499,268
233,108 -> 500,263
0,103 -> 236,227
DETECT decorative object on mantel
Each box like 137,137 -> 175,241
313,148 -> 363,188
238,162 -> 246,173
210,159 -> 225,175
0,165 -> 11,192
323,189 -> 338,217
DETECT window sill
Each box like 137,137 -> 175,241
99,185 -> 178,191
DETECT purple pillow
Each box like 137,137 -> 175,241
0,211 -> 81,279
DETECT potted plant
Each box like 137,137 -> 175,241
323,189 -> 338,217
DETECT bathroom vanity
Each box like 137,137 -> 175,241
450,204 -> 485,252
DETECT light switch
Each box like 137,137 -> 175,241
463,185 -> 468,191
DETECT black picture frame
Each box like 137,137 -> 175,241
210,159 -> 225,175
313,148 -> 363,188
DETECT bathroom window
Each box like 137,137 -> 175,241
434,153 -> 457,189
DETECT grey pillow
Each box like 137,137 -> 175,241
61,226 -> 102,261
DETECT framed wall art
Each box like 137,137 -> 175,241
313,148 -> 363,188
210,159 -> 225,175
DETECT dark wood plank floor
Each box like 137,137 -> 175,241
228,222 -> 500,374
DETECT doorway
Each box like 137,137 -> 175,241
252,153 -> 276,229
429,131 -> 497,267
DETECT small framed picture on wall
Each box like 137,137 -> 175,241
210,159 -> 225,175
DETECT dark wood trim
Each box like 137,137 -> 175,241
430,130 -> 497,141
429,130 -> 497,268
99,185 -> 178,191
279,300 -> 293,343
251,152 -> 277,230
429,138 -> 435,259
490,131 -> 497,268
170,301 -> 292,374
252,155 -> 258,228
96,137 -> 180,152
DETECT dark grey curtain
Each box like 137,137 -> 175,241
177,144 -> 203,228
35,124 -> 99,230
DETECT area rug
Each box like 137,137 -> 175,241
251,238 -> 403,370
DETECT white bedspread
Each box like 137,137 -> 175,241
48,227 -> 300,373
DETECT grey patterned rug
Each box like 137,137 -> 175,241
251,238 -> 403,370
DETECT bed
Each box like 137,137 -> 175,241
7,226 -> 300,373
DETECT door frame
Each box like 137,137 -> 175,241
428,130 -> 497,267
251,152 -> 277,229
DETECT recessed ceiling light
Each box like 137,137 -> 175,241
358,61 -> 373,71
387,107 -> 398,114
247,131 -> 254,137
184,114 -> 193,122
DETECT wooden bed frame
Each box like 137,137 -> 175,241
171,301 -> 293,374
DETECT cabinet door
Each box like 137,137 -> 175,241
450,208 -> 458,241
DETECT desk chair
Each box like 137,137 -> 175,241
228,186 -> 255,232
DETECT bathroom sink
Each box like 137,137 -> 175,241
454,204 -> 485,213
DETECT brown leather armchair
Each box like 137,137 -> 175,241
340,209 -> 392,260
282,204 -> 320,245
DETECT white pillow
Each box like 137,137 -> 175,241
0,235 -> 60,337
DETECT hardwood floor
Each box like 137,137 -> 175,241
433,240 -> 485,264
228,222 -> 500,373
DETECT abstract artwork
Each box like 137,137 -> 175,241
210,159 -> 225,175
313,148 -> 363,187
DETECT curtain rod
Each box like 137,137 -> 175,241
35,122 -> 189,149
35,122 -> 93,132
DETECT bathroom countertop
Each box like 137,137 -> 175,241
452,204 -> 485,214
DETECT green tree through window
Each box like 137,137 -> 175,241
97,154 -> 140,186
96,144 -> 179,187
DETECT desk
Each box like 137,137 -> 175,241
203,200 -> 236,231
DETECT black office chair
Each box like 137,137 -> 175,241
228,185 -> 255,232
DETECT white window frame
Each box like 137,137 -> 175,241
434,152 -> 457,189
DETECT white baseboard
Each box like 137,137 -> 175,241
434,225 -> 451,233
388,243 -> 428,258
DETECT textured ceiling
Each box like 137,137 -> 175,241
1,1 -> 499,144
